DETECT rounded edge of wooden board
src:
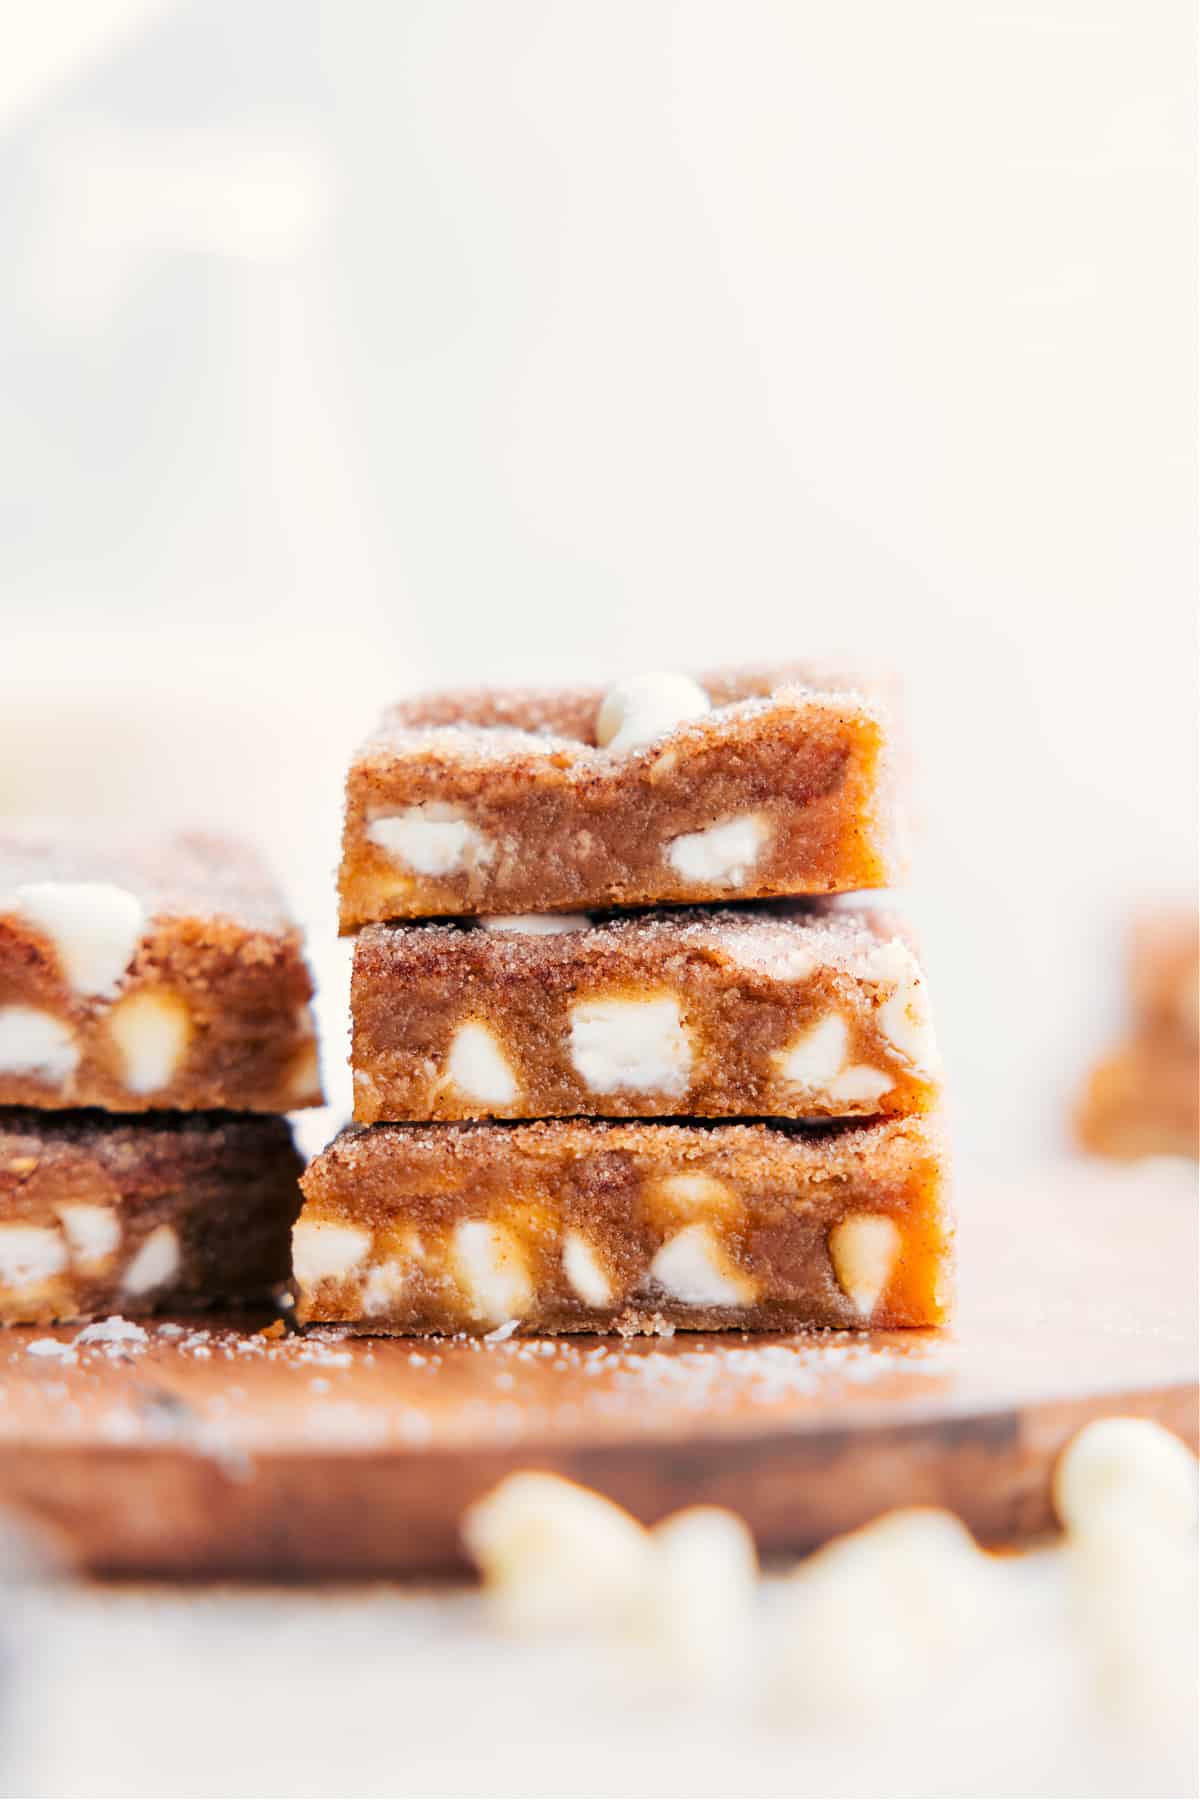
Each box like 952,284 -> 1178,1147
0,1381 -> 1194,1580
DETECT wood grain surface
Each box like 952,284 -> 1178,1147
0,1163 -> 1194,1579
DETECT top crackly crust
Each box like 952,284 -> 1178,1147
339,663 -> 906,927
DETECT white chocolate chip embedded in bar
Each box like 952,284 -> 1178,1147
828,1214 -> 902,1317
367,805 -> 493,878
665,813 -> 768,887
295,1115 -> 950,1335
108,989 -> 192,1096
568,993 -> 693,1098
11,881 -> 146,997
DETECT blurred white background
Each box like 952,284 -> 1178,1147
0,0 -> 1194,1164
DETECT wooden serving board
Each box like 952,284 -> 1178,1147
0,1165 -> 1194,1579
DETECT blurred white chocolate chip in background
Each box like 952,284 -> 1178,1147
595,672 -> 711,755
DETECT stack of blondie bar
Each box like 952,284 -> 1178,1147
0,832 -> 322,1323
296,666 -> 951,1336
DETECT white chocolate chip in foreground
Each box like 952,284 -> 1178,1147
568,993 -> 692,1096
367,805 -> 493,878
0,1007 -> 79,1085
480,914 -> 591,935
828,1213 -> 901,1316
445,1021 -> 519,1107
452,1219 -> 532,1326
108,989 -> 191,1095
292,1219 -> 371,1286
666,813 -> 768,888
12,881 -> 145,998
562,1230 -> 613,1308
463,1471 -> 654,1633
595,672 -> 711,755
0,1224 -> 68,1291
1053,1417 -> 1198,1542
773,1012 -> 849,1089
868,939 -> 940,1074
775,1508 -> 996,1721
650,1222 -> 755,1307
640,1506 -> 759,1689
57,1203 -> 120,1271
121,1223 -> 180,1296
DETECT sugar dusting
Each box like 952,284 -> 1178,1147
6,1315 -> 947,1457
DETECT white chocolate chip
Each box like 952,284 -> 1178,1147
568,994 -> 692,1097
641,1506 -> 759,1688
121,1223 -> 180,1296
594,672 -> 711,755
361,1261 -> 407,1315
0,1225 -> 67,1290
57,1204 -> 120,1270
828,1064 -> 893,1104
285,1038 -> 323,1106
108,990 -> 191,1095
773,1013 -> 849,1089
292,1219 -> 371,1286
480,914 -> 591,935
0,1007 -> 79,1085
463,1472 -> 654,1633
452,1220 -> 532,1326
652,1172 -> 738,1219
446,1021 -> 519,1107
562,1230 -> 613,1307
775,1509 -> 996,1722
665,813 -> 768,887
867,939 -> 940,1073
11,881 -> 145,997
367,805 -> 493,878
1053,1417 -> 1199,1542
828,1213 -> 901,1316
650,1223 -> 755,1307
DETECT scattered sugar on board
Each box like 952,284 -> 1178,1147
75,1317 -> 149,1347
26,1340 -> 77,1362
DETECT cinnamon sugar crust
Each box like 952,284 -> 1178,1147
295,1115 -> 951,1336
0,1108 -> 303,1324
338,665 -> 904,927
0,831 -> 322,1112
350,903 -> 940,1123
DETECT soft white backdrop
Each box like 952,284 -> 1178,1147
1,0 -> 1195,1167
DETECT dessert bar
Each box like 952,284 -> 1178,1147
295,1115 -> 950,1335
1075,1040 -> 1199,1161
338,665 -> 902,927
350,904 -> 940,1123
0,831 -> 323,1113
1128,907 -> 1198,1043
0,1109 -> 303,1324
